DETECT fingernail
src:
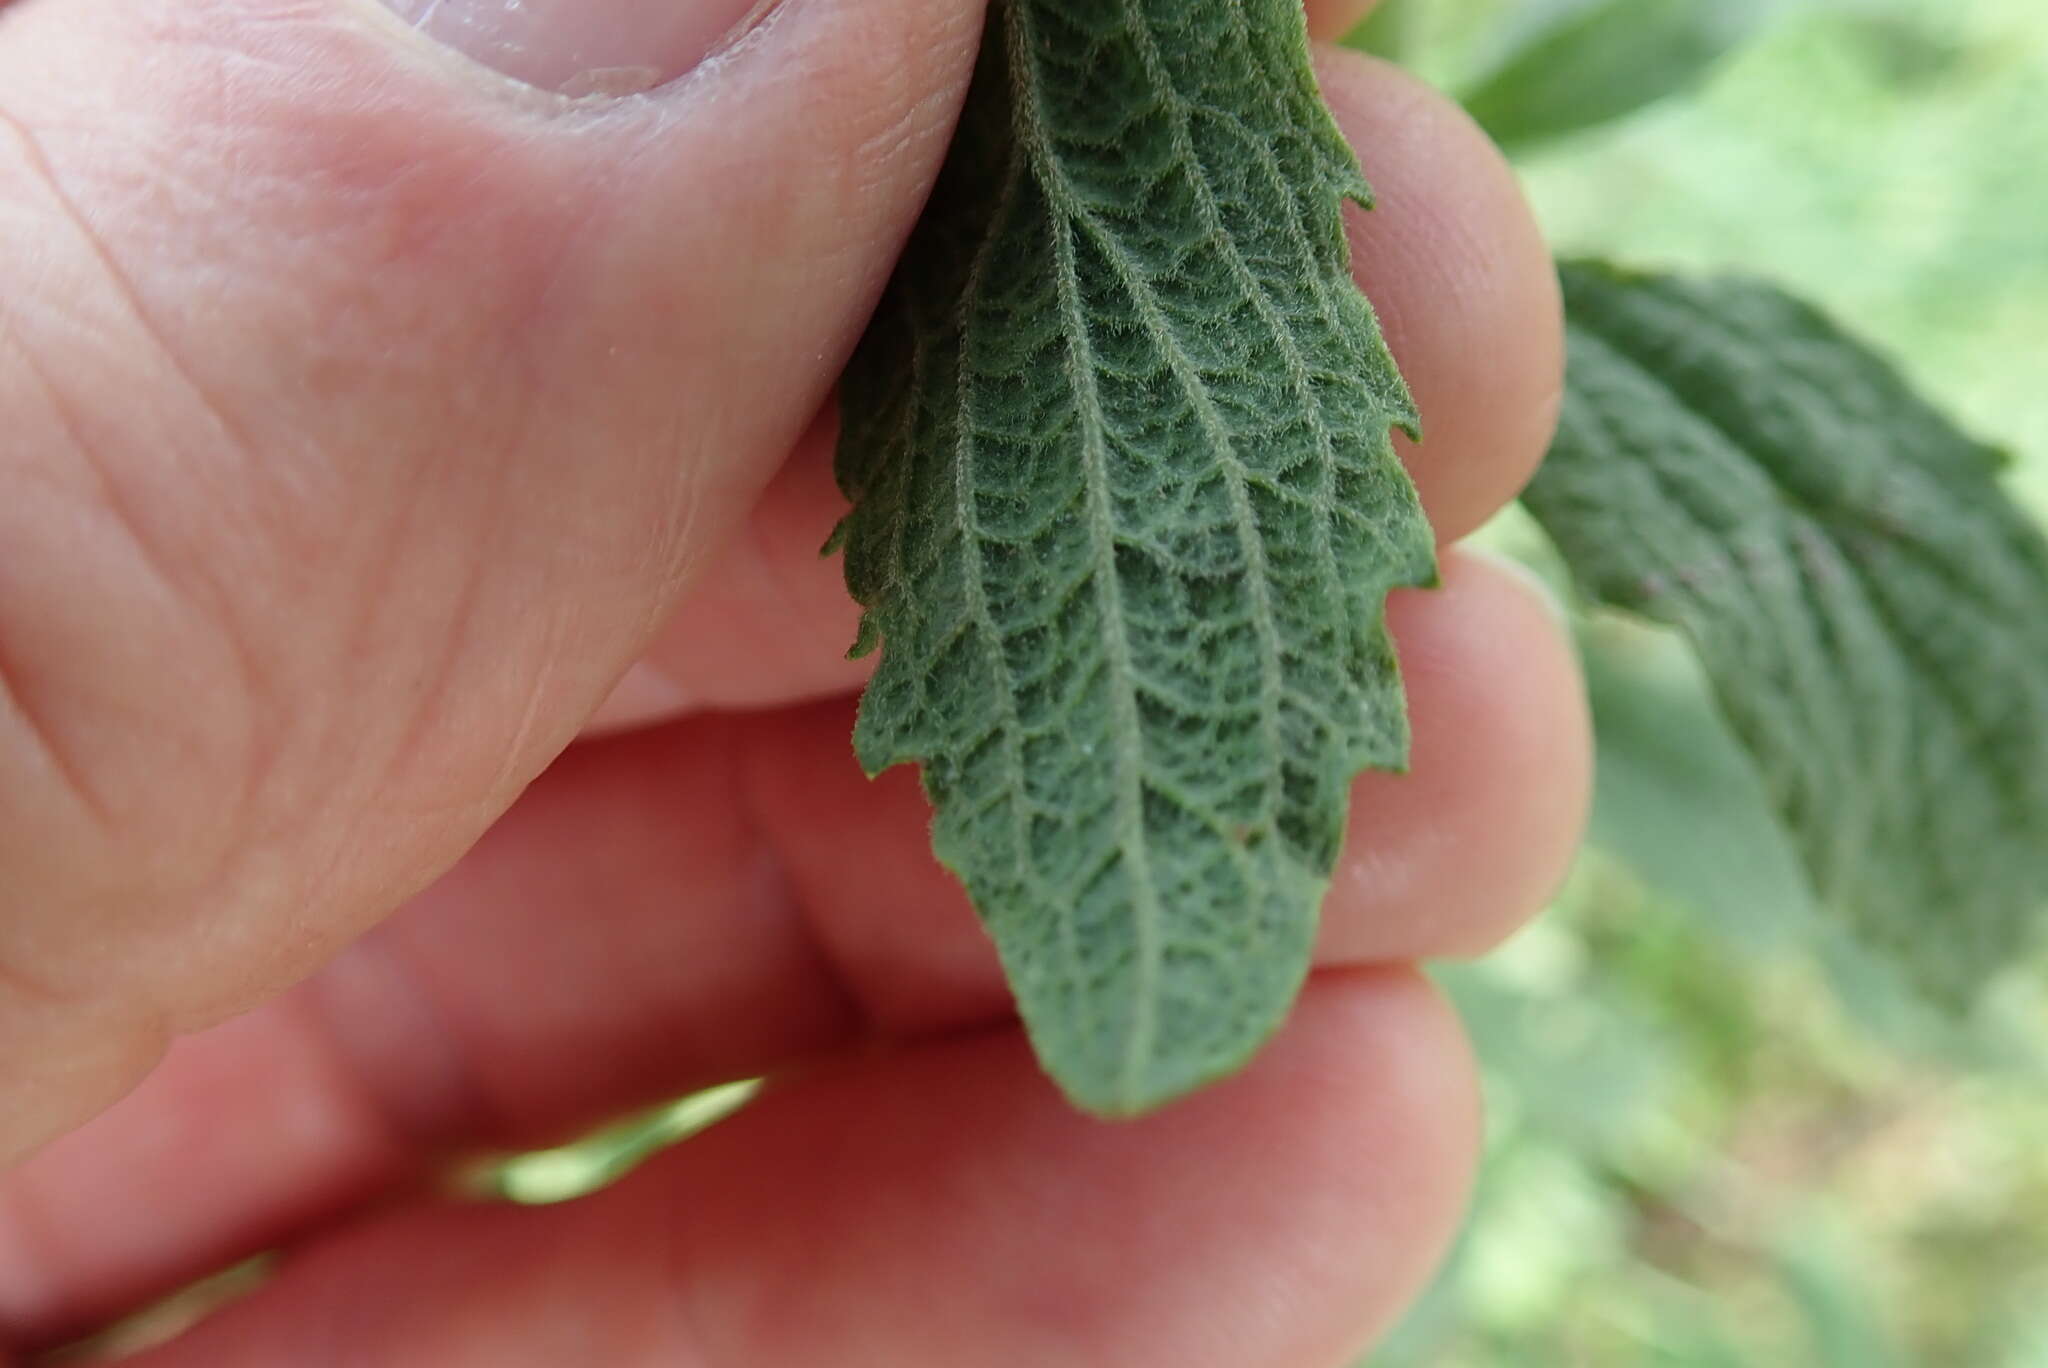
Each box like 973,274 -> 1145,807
383,0 -> 778,95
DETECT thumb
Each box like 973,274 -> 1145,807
0,0 -> 979,1160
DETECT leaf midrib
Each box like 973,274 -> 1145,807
1010,0 -> 1167,1107
1008,0 -> 1369,1101
942,106 -> 1084,1038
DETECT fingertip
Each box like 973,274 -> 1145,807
1314,47 -> 1566,543
1321,547 -> 1591,962
1232,966 -> 1483,1357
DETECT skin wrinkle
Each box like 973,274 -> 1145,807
632,400 -> 715,615
0,101 -> 456,913
0,119 -> 235,846
0,108 -> 261,483
0,611 -> 106,846
367,489 -> 507,815
1,324 -> 293,864
330,464 -> 432,774
0,443 -> 282,1037
140,1 -> 431,106
482,605 -> 570,805
0,940 -> 77,1022
316,453 -> 557,843
846,83 -> 947,201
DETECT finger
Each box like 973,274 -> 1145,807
0,0 -> 982,1161
1321,553 -> 1591,961
125,974 -> 1478,1368
591,45 -> 1564,724
0,549 -> 1582,1344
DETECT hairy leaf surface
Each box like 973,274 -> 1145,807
833,0 -> 1434,1115
1525,263 -> 2048,995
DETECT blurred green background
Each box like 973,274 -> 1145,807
1346,1 -> 2048,1363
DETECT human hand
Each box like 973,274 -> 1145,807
0,0 -> 1586,1361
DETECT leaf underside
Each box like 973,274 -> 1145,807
1525,262 -> 2048,997
833,0 -> 1434,1115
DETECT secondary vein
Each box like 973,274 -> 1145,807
1012,0 -> 1168,1106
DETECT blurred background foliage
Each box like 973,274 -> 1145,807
494,5 -> 2048,1366
1345,0 -> 2048,1363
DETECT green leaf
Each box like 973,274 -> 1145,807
1460,0 -> 1775,152
1524,261 -> 2048,999
833,0 -> 1434,1115
1578,615 -> 1817,953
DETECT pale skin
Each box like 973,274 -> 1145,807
0,0 -> 1588,1362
